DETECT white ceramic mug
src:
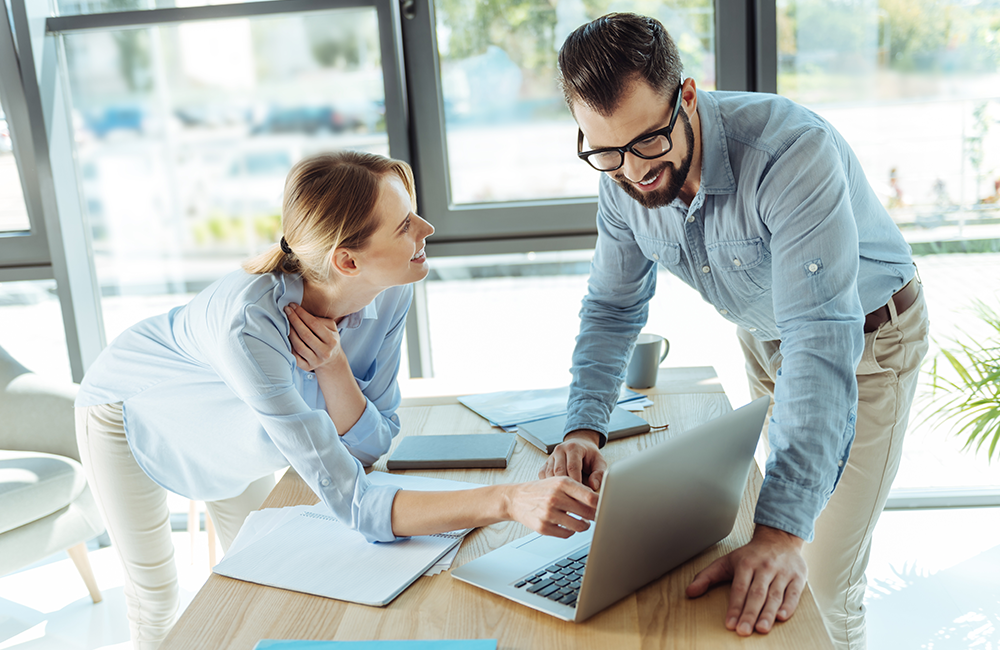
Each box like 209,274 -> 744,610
625,333 -> 670,389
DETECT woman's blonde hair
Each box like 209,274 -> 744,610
242,151 -> 417,283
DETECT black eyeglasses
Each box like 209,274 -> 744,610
577,80 -> 684,172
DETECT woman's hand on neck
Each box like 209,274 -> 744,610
300,275 -> 381,324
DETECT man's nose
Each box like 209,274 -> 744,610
621,151 -> 649,183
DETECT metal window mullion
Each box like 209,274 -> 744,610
0,2 -> 52,268
404,278 -> 432,378
715,0 -> 755,92
754,0 -> 777,94
399,0 -> 450,222
11,0 -> 106,381
374,0 -> 409,163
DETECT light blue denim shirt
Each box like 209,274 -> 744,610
77,270 -> 411,543
566,89 -> 915,542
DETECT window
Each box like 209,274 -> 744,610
58,7 -> 393,339
777,0 -> 1000,494
0,16 -> 51,271
404,0 -> 716,246
0,280 -> 71,381
0,108 -> 30,235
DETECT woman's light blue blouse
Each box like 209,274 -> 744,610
76,270 -> 412,543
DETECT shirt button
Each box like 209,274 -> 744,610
809,263 -> 819,273
702,265 -> 711,274
838,460 -> 844,468
320,478 -> 331,487
749,327 -> 757,332
686,215 -> 695,223
652,253 -> 660,261
720,309 -> 729,315
307,374 -> 315,380
733,258 -> 741,267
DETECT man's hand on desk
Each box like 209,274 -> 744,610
539,430 -> 608,491
686,524 -> 808,636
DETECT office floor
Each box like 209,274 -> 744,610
2,252 -> 1000,648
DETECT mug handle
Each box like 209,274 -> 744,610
659,339 -> 670,363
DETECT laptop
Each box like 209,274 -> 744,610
450,396 -> 769,622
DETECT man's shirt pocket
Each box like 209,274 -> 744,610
634,236 -> 682,268
706,237 -> 771,303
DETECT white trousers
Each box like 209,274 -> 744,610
75,402 -> 276,649
737,287 -> 929,650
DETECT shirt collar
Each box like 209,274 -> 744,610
281,273 -> 379,330
339,300 -> 379,330
694,89 -> 737,196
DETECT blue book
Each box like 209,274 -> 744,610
254,642 -> 497,650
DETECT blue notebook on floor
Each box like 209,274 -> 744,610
254,641 -> 497,649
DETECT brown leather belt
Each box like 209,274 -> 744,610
864,277 -> 919,333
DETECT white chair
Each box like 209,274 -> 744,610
0,344 -> 105,603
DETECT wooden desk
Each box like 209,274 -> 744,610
162,367 -> 833,649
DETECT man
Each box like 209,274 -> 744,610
539,13 -> 929,650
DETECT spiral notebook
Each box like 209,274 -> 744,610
213,473 -> 480,607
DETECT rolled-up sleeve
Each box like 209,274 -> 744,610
566,179 -> 657,445
754,127 -> 865,542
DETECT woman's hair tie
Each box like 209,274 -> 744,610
279,237 -> 293,255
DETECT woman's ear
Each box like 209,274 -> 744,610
330,248 -> 361,277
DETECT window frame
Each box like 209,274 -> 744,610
0,8 -> 52,275
400,0 -> 770,257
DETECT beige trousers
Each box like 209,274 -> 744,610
75,402 -> 276,650
737,287 -> 929,650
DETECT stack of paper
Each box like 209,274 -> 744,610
214,472 -> 484,607
458,385 -> 653,431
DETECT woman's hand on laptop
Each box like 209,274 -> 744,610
539,430 -> 608,491
685,524 -> 808,636
502,477 -> 599,538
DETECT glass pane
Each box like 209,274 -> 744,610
0,280 -> 72,382
61,8 -> 387,340
0,107 -> 31,234
422,251 -> 746,395
777,0 -> 1000,491
57,0 -> 272,18
435,0 -> 715,205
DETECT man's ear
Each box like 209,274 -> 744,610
330,248 -> 361,277
682,77 -> 698,118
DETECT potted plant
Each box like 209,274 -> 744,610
923,299 -> 1000,461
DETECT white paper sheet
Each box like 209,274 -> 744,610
216,472 -> 485,605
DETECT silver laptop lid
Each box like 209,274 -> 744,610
573,396 -> 769,621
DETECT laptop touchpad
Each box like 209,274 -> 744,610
516,533 -> 584,558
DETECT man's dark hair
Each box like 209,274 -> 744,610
558,13 -> 683,116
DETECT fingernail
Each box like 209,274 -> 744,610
726,617 -> 737,629
738,623 -> 752,635
758,620 -> 770,632
778,609 -> 787,619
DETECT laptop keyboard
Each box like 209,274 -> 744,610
512,546 -> 589,608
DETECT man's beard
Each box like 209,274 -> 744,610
613,110 -> 695,209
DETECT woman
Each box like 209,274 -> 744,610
75,151 -> 598,649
